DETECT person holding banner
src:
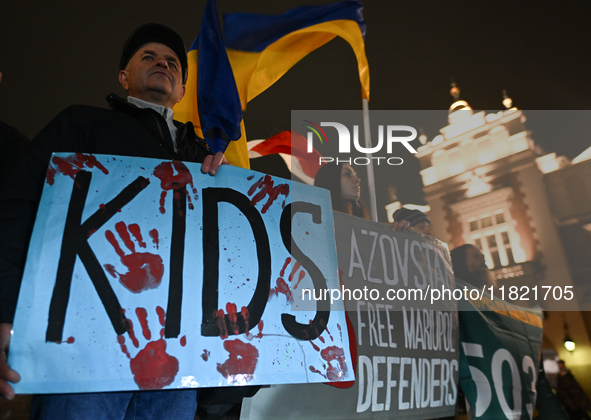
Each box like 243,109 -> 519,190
0,23 -> 227,419
313,161 -> 412,232
557,360 -> 591,420
314,161 -> 369,219
392,207 -> 433,236
450,244 -> 495,289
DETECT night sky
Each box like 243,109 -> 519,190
1,1 -> 590,215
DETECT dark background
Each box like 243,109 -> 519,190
2,1 -> 590,213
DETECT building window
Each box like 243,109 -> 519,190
476,137 -> 496,165
474,238 -> 482,249
468,210 -> 519,269
447,148 -> 466,176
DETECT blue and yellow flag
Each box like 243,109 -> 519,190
176,0 -> 369,169
196,0 -> 242,155
175,0 -> 243,160
224,0 -> 369,108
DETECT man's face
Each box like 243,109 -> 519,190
466,245 -> 487,273
119,42 -> 185,108
464,245 -> 492,287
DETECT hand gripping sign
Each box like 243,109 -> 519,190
9,153 -> 352,393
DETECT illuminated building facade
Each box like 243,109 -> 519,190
415,89 -> 591,391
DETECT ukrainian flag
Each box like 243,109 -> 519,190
175,0 -> 245,164
175,0 -> 369,169
224,0 -> 369,108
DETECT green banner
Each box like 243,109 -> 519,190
457,279 -> 544,420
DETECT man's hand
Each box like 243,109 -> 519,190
1,323 -> 20,400
391,220 -> 412,232
201,151 -> 231,176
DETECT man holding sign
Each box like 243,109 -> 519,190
0,23 -> 227,418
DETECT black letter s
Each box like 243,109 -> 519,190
280,202 -> 329,340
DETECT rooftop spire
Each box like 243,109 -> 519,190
502,89 -> 513,109
450,80 -> 461,100
448,80 -> 472,117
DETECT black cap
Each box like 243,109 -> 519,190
393,208 -> 431,227
120,23 -> 188,84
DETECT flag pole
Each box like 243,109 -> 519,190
362,98 -> 378,222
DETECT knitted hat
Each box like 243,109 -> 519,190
120,23 -> 188,84
393,208 -> 430,227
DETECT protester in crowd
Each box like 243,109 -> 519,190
535,358 -> 570,419
392,207 -> 433,235
450,244 -> 495,289
449,243 -> 495,420
556,360 -> 591,420
0,72 -> 30,186
313,161 -> 411,230
0,23 -> 228,419
314,161 -> 369,218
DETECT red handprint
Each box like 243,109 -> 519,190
247,174 -> 290,214
153,161 -> 198,214
103,222 -> 163,293
216,339 -> 259,383
308,322 -> 349,382
269,257 -> 307,304
118,306 -> 186,390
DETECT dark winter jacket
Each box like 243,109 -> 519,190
0,94 -> 211,323
0,120 -> 30,185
